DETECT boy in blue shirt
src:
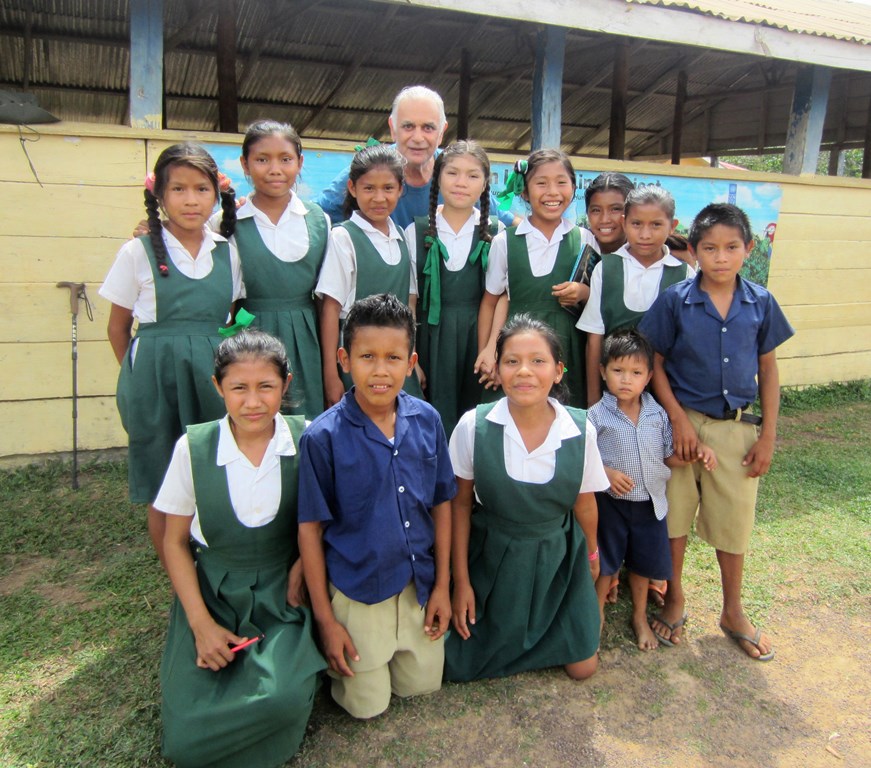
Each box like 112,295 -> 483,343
298,293 -> 456,718
589,329 -> 716,651
639,203 -> 794,661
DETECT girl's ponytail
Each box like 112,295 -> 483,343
219,186 -> 237,238
477,179 -> 492,243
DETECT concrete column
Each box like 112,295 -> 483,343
531,25 -> 566,150
129,0 -> 163,129
783,65 -> 831,175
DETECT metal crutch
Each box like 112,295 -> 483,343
56,281 -> 93,489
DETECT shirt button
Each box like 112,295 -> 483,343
393,449 -> 399,456
404,521 -> 410,528
411,554 -> 416,561
723,389 -> 729,395
722,327 -> 727,333
398,485 -> 405,493
723,357 -> 729,363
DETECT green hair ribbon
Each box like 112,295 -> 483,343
495,159 -> 528,211
218,307 -> 256,338
354,137 -> 382,152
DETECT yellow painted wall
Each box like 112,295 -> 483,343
1,123 -> 869,461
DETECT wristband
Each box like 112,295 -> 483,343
588,548 -> 599,562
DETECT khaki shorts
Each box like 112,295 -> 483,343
666,408 -> 761,555
328,581 -> 444,719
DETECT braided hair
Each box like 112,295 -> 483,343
145,142 -> 236,276
427,140 -> 494,242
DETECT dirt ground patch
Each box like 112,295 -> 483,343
295,596 -> 870,768
0,553 -> 98,608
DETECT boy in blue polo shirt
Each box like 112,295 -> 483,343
298,293 -> 456,718
639,203 -> 794,662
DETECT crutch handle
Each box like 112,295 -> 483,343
57,281 -> 86,315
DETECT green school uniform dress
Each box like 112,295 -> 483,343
599,252 -> 689,333
338,220 -> 423,397
160,416 -> 325,768
443,403 -> 601,682
506,226 -> 586,407
413,216 -> 498,436
234,204 -> 328,418
116,235 -> 231,504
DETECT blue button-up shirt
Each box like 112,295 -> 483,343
298,389 -> 457,606
588,392 -> 673,520
639,273 -> 795,415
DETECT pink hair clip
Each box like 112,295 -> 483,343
217,172 -> 232,192
158,263 -> 169,275
144,172 -> 156,193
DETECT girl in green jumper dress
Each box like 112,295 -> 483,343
101,143 -> 242,564
316,144 -> 423,407
478,150 -> 590,407
155,330 -> 325,768
231,120 -> 329,419
445,315 -> 609,682
406,140 -> 503,437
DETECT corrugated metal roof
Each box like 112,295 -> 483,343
0,0 -> 869,158
626,0 -> 871,45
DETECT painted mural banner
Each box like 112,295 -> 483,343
206,145 -> 782,287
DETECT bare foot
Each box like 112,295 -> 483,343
605,575 -> 619,604
632,615 -> 659,650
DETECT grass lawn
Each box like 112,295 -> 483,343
1,382 -> 869,767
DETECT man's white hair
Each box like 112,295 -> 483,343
390,85 -> 446,127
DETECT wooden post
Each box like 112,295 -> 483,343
827,147 -> 844,176
608,40 -> 629,159
783,65 -> 831,175
671,69 -> 687,165
457,48 -> 472,141
531,25 -> 566,150
129,0 -> 163,129
216,0 -> 238,133
863,96 -> 871,179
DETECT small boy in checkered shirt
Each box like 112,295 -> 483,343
588,329 -> 716,650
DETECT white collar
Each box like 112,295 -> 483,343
216,414 -> 296,467
350,211 -> 402,240
236,193 -> 307,223
614,242 -> 683,267
436,207 -> 480,236
516,216 -> 575,241
162,225 -> 222,260
486,397 -> 581,456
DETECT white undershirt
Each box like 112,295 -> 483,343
315,211 -> 416,317
449,397 -> 609,494
576,243 -> 695,334
99,227 -> 244,321
153,414 -> 300,546
212,194 -> 331,263
484,217 -> 579,297
404,207 -> 504,274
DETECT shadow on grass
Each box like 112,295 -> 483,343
4,634 -> 167,768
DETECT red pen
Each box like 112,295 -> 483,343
229,634 -> 264,653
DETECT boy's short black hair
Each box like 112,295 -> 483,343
689,203 -> 753,248
601,329 -> 654,371
342,293 -> 416,354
